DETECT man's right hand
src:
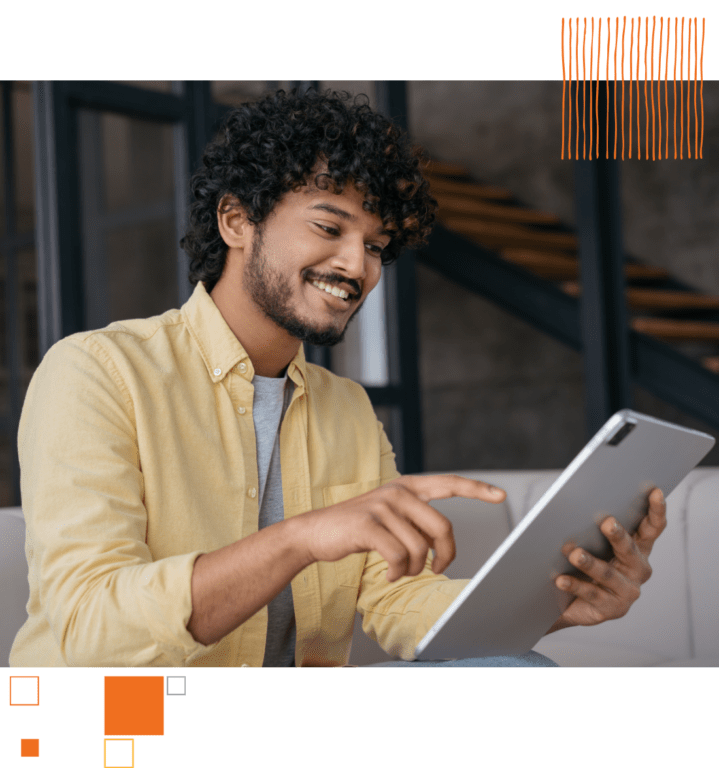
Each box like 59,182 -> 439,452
298,475 -> 507,582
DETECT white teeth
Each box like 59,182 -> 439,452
312,280 -> 350,300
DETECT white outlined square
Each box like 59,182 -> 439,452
105,738 -> 134,768
10,676 -> 40,706
166,676 -> 186,695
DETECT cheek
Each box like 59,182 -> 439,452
366,261 -> 383,292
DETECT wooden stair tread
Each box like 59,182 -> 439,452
434,194 -> 560,226
561,283 -> 719,310
425,154 -> 719,351
423,158 -> 469,177
632,317 -> 719,341
446,218 -> 578,251
428,175 -> 514,201
500,250 -> 671,281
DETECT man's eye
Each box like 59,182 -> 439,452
315,223 -> 384,256
366,244 -> 383,255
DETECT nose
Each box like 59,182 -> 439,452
328,236 -> 367,282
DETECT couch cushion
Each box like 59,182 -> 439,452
659,658 -> 719,667
532,636 -> 673,667
685,469 -> 719,660
0,507 -> 29,667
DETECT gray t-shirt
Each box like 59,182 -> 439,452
251,373 -> 296,667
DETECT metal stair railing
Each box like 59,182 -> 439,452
416,161 -> 719,438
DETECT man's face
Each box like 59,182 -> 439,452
242,183 -> 389,346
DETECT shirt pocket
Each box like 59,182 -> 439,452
322,479 -> 382,588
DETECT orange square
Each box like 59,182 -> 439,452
21,739 -> 39,757
105,677 -> 164,736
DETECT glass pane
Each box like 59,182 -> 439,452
17,247 -> 38,377
12,82 -> 34,234
211,81 -> 275,107
118,81 -> 173,93
0,84 -> 5,240
331,272 -> 389,387
0,247 -> 39,410
0,83 -> 36,508
0,247 -> 7,516
78,110 -> 178,329
0,247 -> 40,507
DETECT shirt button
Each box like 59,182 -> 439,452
248,487 -> 257,498
238,362 -> 248,374
237,406 -> 246,414
214,368 -> 222,376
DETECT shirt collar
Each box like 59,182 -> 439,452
182,281 -> 308,388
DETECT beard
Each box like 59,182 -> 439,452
243,227 -> 364,347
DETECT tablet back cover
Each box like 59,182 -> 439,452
415,410 -> 714,660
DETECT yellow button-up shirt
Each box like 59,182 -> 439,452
11,282 -> 465,667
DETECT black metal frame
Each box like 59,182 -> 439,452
575,158 -> 632,432
417,224 -> 719,439
29,80 -> 426,477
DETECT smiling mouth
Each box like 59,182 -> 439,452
310,279 -> 354,302
307,280 -> 354,308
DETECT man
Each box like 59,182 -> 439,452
11,89 -> 664,667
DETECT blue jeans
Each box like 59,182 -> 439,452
367,651 -> 558,667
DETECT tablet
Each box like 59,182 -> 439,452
414,409 -> 715,660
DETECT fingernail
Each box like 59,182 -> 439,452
577,552 -> 587,565
612,519 -> 620,534
558,577 -> 571,589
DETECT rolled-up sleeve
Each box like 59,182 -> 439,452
356,417 -> 469,661
17,336 -> 212,666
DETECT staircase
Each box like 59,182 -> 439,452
425,158 -> 719,362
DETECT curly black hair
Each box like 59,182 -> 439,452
181,88 -> 437,293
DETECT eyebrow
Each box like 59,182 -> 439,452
308,202 -> 391,237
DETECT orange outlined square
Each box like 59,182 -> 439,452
104,738 -> 134,768
102,738 -> 135,768
8,675 -> 40,707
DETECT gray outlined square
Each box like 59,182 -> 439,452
166,676 -> 186,695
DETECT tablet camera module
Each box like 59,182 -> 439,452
607,421 -> 637,446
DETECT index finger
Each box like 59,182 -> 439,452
392,474 -> 507,504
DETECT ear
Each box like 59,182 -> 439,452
217,195 -> 252,249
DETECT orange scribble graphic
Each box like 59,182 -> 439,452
561,16 -> 706,160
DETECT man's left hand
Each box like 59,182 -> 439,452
548,487 -> 667,633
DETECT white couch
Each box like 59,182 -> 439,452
2,468 -> 718,667
348,469 -> 719,667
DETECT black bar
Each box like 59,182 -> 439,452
62,81 -> 185,122
575,81 -> 632,437
375,81 -> 424,474
33,83 -> 86,355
